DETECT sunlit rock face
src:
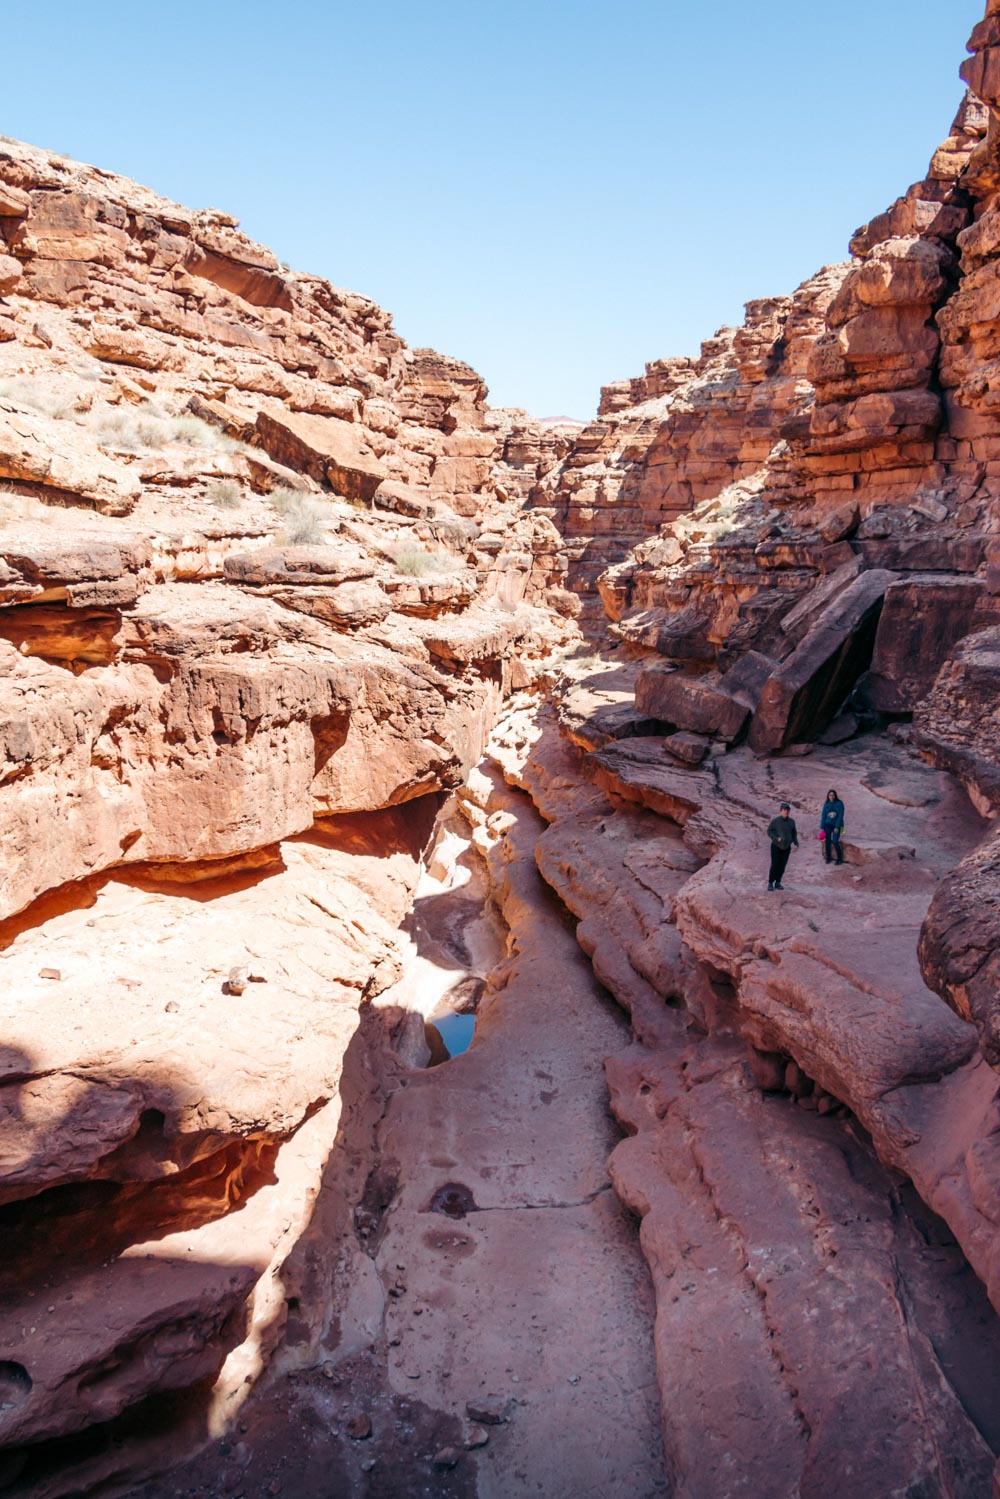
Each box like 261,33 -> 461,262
4,4 -> 1000,1496
0,133 -> 578,1489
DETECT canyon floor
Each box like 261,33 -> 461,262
31,660 -> 990,1499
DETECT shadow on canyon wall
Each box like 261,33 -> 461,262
5,771 -> 1000,1498
0,1044 -> 264,1495
0,792 -> 476,1498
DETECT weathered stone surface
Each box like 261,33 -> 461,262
0,399 -> 143,514
914,625 -> 1000,806
865,574 -> 991,711
921,826 -> 1000,1068
590,738 -> 708,825
488,696 -> 1000,1497
222,545 -> 378,588
748,570 -> 896,751
255,409 -> 386,501
0,254 -> 23,295
635,666 -> 750,740
265,577 -> 393,630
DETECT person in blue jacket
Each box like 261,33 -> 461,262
821,789 -> 845,865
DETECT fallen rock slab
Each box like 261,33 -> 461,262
749,569 -> 896,751
255,409 -> 385,502
635,666 -> 750,740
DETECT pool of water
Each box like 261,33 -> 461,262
385,798 -> 503,1068
427,1009 -> 476,1058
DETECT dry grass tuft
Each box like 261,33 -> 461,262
206,478 -> 244,510
92,405 -> 246,454
0,483 -> 55,527
269,488 -> 326,544
390,543 -> 452,576
0,377 -> 75,421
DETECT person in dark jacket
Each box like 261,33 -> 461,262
767,803 -> 798,890
820,789 -> 845,865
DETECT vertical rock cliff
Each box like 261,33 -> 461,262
1,3 -> 1000,1496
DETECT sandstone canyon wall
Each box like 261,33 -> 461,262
1,4 -> 1000,1497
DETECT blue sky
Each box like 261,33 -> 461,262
2,0 -> 985,417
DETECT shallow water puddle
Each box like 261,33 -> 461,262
427,1007 -> 476,1058
376,797 -> 504,1067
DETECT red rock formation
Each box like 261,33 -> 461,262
4,4 -> 1000,1494
484,683 -> 1000,1497
538,266 -> 848,619
0,136 -> 576,1490
521,6 -> 1000,839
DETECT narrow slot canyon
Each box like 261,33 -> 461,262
4,6 -> 1000,1494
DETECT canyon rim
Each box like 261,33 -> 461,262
2,6 -> 1000,1499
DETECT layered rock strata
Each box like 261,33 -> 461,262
538,16 -> 1000,689
2,2 -> 1000,1495
0,136 -> 577,1492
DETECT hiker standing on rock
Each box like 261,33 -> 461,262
821,788 -> 845,866
767,802 -> 798,891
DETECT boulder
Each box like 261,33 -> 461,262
920,827 -> 1000,1069
663,731 -> 711,765
818,500 -> 860,543
865,575 -> 989,712
749,570 -> 896,752
913,625 -> 1000,807
374,478 -> 436,518
0,254 -> 23,295
255,409 -> 385,501
222,545 -> 377,587
635,668 -> 750,741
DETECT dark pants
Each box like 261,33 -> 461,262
769,843 -> 791,885
823,829 -> 843,864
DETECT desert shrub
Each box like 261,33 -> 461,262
206,478 -> 244,510
270,490 -> 326,545
167,414 -> 242,450
91,405 -> 245,454
267,486 -> 302,516
390,544 -> 452,576
0,377 -> 74,421
92,407 -> 168,451
278,506 -> 325,545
